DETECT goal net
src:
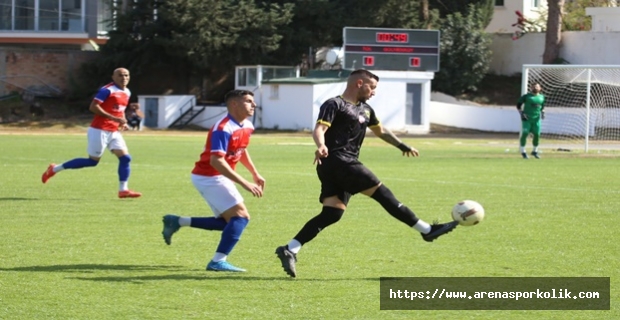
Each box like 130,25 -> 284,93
523,65 -> 620,153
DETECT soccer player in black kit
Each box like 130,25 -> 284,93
275,69 -> 459,277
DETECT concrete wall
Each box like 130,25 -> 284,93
489,31 -> 620,75
428,101 -> 620,136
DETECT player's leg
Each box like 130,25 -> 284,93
162,174 -> 230,245
357,165 -> 458,242
206,203 -> 250,272
41,127 -> 102,183
110,132 -> 141,198
531,120 -> 542,159
162,174 -> 248,272
275,165 -> 349,277
520,121 -> 532,159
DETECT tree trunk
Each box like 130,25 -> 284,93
543,0 -> 565,64
419,0 -> 429,29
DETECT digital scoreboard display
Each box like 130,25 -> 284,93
342,27 -> 440,72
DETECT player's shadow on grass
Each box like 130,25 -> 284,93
0,264 -> 187,273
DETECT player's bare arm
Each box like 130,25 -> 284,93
89,100 -> 126,125
369,125 -> 419,157
312,123 -> 330,164
240,150 -> 265,190
210,154 -> 263,197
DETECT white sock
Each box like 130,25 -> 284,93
53,164 -> 64,173
287,239 -> 302,254
533,146 -> 539,152
179,217 -> 191,227
520,146 -> 526,153
212,253 -> 227,262
413,220 -> 432,234
119,181 -> 128,191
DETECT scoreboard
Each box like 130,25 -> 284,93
342,27 -> 440,72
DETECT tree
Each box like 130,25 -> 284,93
429,0 -> 494,28
432,4 -> 492,95
80,0 -> 294,100
543,0 -> 565,64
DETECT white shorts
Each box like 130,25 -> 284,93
191,173 -> 244,217
87,127 -> 128,157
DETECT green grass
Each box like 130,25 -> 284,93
1,132 -> 618,319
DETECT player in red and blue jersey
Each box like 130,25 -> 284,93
161,90 -> 265,272
41,68 -> 141,198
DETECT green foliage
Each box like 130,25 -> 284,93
79,0 -> 294,94
563,0 -> 615,31
432,4 -> 493,95
1,133 -> 620,319
430,0 -> 495,28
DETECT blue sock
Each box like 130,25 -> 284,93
118,155 -> 131,182
62,158 -> 98,169
216,217 -> 249,255
191,217 -> 227,231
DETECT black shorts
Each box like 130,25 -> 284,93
316,160 -> 381,205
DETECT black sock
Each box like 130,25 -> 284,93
371,185 -> 419,227
293,206 -> 344,245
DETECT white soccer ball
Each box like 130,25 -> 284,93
451,200 -> 485,226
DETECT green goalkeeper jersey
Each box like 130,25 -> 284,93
517,93 -> 545,119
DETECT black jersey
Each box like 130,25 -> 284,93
316,96 -> 380,164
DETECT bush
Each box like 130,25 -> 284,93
432,4 -> 492,96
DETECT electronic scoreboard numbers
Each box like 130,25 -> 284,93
342,27 -> 440,72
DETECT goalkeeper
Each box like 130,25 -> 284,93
517,83 -> 545,159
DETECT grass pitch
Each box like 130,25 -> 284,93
0,131 -> 618,319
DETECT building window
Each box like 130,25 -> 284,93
236,67 -> 258,87
0,0 -> 12,30
0,0 -> 85,31
40,0 -> 60,31
495,0 -> 504,6
62,0 -> 83,31
15,0 -> 35,30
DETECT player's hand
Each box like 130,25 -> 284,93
243,182 -> 263,198
314,145 -> 329,165
541,111 -> 545,120
397,143 -> 419,157
402,147 -> 419,157
115,117 -> 127,125
252,173 -> 266,191
120,124 -> 130,131
520,112 -> 528,121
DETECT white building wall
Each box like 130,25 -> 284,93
261,84 -> 316,130
138,95 -> 195,129
486,0 -> 548,34
490,32 -> 620,75
587,7 -> 620,31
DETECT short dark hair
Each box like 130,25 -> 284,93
224,90 -> 254,103
350,69 -> 379,82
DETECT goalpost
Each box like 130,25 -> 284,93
522,64 -> 620,153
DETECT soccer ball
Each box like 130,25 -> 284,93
451,200 -> 485,226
